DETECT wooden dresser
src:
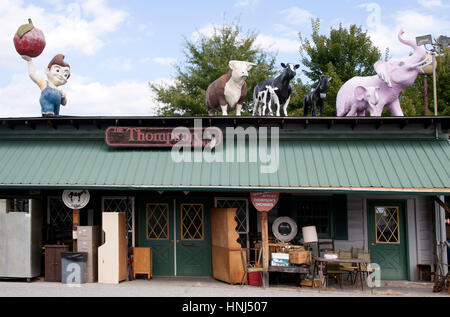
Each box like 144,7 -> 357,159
44,244 -> 69,282
210,208 -> 244,285
132,247 -> 152,279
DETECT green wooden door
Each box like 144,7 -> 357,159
176,200 -> 212,276
367,200 -> 408,280
139,200 -> 174,276
139,198 -> 211,276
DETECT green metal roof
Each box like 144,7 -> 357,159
0,138 -> 448,194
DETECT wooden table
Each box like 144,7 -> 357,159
268,265 -> 310,286
312,257 -> 369,291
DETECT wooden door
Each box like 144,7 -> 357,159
139,201 -> 174,276
367,200 -> 408,280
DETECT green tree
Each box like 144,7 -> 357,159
297,19 -> 382,116
150,23 -> 276,116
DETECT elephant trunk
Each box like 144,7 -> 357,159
398,29 -> 418,50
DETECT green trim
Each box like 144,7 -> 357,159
0,184 -> 448,196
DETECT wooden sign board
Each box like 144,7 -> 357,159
250,192 -> 279,212
105,126 -> 222,148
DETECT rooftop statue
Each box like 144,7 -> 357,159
22,54 -> 71,117
336,30 -> 432,117
14,19 -> 70,117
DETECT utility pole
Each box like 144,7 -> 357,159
432,54 -> 438,116
424,75 -> 428,116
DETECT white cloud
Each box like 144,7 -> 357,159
192,24 -> 217,41
0,0 -> 127,70
279,7 -> 314,26
103,57 -> 132,71
153,57 -> 177,66
274,24 -> 299,38
234,0 -> 259,8
418,0 -> 443,8
0,74 -> 173,117
253,34 -> 299,53
359,4 -> 450,58
193,23 -> 299,54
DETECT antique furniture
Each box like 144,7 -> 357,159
417,264 -> 436,282
338,249 -> 357,285
318,239 -> 335,256
353,251 -> 374,285
240,247 -> 263,286
44,244 -> 69,282
77,226 -> 101,283
133,247 -> 153,280
312,256 -> 369,291
98,212 -> 128,284
210,208 -> 244,285
0,199 -> 42,280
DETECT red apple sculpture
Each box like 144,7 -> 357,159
13,19 -> 46,58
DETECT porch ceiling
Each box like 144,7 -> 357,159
0,139 -> 448,194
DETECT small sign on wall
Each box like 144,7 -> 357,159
62,190 -> 90,210
250,192 -> 279,212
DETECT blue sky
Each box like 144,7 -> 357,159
0,0 -> 448,117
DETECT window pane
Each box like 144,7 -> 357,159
296,200 -> 330,237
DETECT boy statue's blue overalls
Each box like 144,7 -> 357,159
22,54 -> 70,117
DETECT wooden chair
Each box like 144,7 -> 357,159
353,251 -> 374,286
324,261 -> 344,288
338,249 -> 357,285
240,247 -> 263,287
318,239 -> 335,256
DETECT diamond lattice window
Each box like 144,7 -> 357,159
375,206 -> 400,244
146,203 -> 169,240
48,197 -> 73,228
181,204 -> 204,240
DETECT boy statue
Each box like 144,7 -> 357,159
22,54 -> 70,117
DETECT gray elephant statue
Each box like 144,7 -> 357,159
336,29 -> 432,116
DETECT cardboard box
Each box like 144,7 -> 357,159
271,252 -> 289,266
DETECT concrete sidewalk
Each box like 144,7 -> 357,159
0,277 -> 448,297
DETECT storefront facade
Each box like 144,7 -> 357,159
0,116 -> 448,282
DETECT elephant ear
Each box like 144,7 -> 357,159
374,61 -> 392,88
354,86 -> 367,101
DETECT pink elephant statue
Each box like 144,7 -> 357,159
336,30 -> 431,117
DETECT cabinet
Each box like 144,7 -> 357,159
77,226 -> 101,283
44,245 -> 69,282
133,247 -> 152,279
0,199 -> 42,279
210,208 -> 244,285
98,213 -> 128,284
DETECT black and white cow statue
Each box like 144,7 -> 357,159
253,85 -> 280,116
252,63 -> 299,117
303,75 -> 332,117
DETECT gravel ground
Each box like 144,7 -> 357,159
0,276 -> 448,297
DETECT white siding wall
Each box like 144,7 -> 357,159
416,196 -> 435,265
335,194 -> 436,281
334,195 -> 366,252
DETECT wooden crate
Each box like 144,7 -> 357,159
289,250 -> 311,265
300,279 -> 321,287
